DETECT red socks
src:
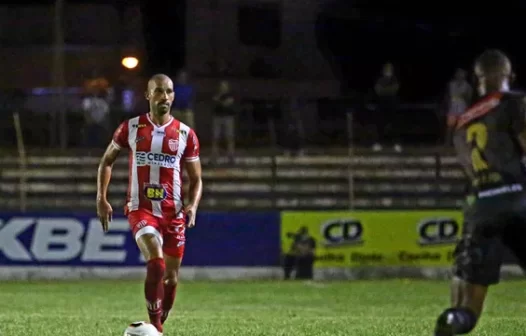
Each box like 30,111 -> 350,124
161,282 -> 177,324
145,258 -> 165,332
145,258 -> 179,329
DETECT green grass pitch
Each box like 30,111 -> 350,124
1,279 -> 525,335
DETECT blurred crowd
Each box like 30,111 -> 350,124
0,63 -> 473,155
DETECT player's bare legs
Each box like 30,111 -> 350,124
450,277 -> 487,316
435,277 -> 487,335
161,255 -> 182,324
137,233 -> 165,334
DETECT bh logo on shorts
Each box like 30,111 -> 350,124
321,219 -> 364,247
417,218 -> 459,246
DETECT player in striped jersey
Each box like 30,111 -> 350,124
96,74 -> 203,335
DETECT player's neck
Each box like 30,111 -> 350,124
479,83 -> 509,96
148,111 -> 171,126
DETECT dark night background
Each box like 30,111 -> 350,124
141,0 -> 526,101
9,0 -> 526,100
140,0 -> 526,101
316,0 -> 526,100
3,0 -> 526,149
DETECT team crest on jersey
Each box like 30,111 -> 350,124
168,139 -> 179,152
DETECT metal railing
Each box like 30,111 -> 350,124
0,92 -> 455,213
0,147 -> 465,213
0,93 -> 443,150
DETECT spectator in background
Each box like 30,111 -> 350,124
212,80 -> 236,160
172,70 -> 195,129
81,89 -> 110,147
372,62 -> 401,152
283,227 -> 316,280
445,69 -> 473,144
280,96 -> 305,156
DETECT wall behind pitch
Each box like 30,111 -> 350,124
281,210 -> 520,268
0,212 -> 281,268
185,212 -> 281,266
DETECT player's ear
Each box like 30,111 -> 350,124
144,91 -> 150,100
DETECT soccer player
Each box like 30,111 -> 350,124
96,74 -> 202,335
434,50 -> 526,335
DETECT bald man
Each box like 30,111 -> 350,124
97,74 -> 203,335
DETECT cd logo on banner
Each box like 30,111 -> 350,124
417,218 -> 459,246
321,219 -> 363,247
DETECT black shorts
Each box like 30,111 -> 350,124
453,191 -> 526,286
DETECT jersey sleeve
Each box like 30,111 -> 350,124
183,129 -> 200,162
111,121 -> 129,150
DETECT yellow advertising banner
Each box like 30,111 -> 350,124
281,211 -> 463,267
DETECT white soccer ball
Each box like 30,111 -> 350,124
123,321 -> 160,336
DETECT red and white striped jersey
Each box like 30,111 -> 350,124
112,113 -> 200,219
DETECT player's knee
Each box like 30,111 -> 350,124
163,265 -> 179,286
164,274 -> 178,287
137,233 -> 163,260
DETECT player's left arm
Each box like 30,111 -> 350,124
183,129 -> 202,228
513,96 -> 526,152
185,160 -> 202,209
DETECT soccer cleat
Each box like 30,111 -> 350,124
434,311 -> 455,336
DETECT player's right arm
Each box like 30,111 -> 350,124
96,121 -> 128,232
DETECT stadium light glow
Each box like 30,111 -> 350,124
122,57 -> 139,69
